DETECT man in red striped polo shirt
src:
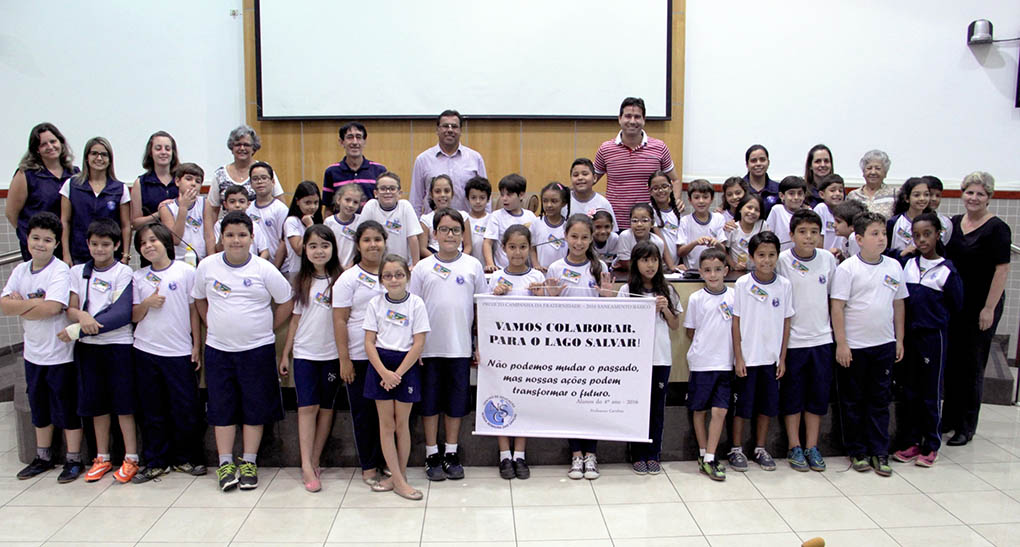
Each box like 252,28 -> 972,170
594,97 -> 682,229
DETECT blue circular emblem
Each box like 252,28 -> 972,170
818,275 -> 826,284
771,297 -> 780,307
455,275 -> 465,285
588,280 -> 598,288
243,279 -> 253,287
106,200 -> 116,211
481,396 -> 516,429
168,282 -> 178,291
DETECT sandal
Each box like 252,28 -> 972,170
370,480 -> 394,492
393,487 -> 423,501
304,478 -> 321,493
362,473 -> 381,486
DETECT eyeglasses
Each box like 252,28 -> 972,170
439,123 -> 461,130
630,218 -> 652,224
376,186 -> 400,193
381,272 -> 407,280
650,184 -> 671,192
250,175 -> 272,183
88,151 -> 109,158
233,142 -> 253,148
343,134 -> 365,141
436,226 -> 463,235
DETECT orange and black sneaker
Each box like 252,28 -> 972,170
113,459 -> 139,483
85,457 -> 112,482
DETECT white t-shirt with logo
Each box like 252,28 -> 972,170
529,217 -> 568,269
247,199 -> 289,259
363,293 -> 430,353
777,249 -> 837,348
484,209 -> 538,268
165,197 -> 207,260
620,283 -> 681,367
732,272 -> 795,366
69,262 -> 134,345
408,253 -> 487,358
132,260 -> 195,357
360,199 -> 423,262
678,212 -> 726,269
683,287 -> 735,372
332,264 -> 385,360
2,258 -> 73,365
488,267 -> 546,297
830,255 -> 909,349
293,275 -> 339,360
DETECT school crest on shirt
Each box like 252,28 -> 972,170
818,275 -> 826,285
27,288 -> 45,299
250,213 -> 262,223
243,278 -> 253,287
547,234 -> 563,249
826,220 -> 836,231
473,224 -> 486,235
748,284 -> 768,302
456,275 -> 465,285
384,218 -> 402,233
314,290 -> 330,307
185,215 -> 202,229
663,220 -> 679,232
882,275 -> 900,291
771,297 -> 780,308
106,200 -> 116,211
385,309 -> 409,326
145,271 -> 162,287
718,302 -> 733,320
561,268 -> 581,284
341,225 -> 356,239
896,226 -> 912,241
91,277 -> 111,292
496,276 -> 513,289
432,262 -> 452,280
790,259 -> 810,275
212,280 -> 231,295
168,282 -> 178,291
357,272 -> 377,288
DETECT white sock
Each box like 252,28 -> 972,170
97,453 -> 110,462
514,451 -> 526,461
729,447 -> 742,454
218,454 -> 233,466
242,453 -> 257,464
499,450 -> 512,461
125,453 -> 139,463
445,443 -> 458,454
699,448 -> 706,457
704,453 -> 715,463
426,444 -> 439,457
754,447 -> 766,456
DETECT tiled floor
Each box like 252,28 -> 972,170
1,401 -> 1019,546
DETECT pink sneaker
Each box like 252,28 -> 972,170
915,451 -> 938,467
893,445 -> 922,463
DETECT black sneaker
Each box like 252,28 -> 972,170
237,460 -> 258,489
443,452 -> 465,480
425,453 -> 446,481
132,465 -> 172,484
57,460 -> 84,484
17,457 -> 55,480
217,462 -> 239,491
499,458 -> 515,480
513,458 -> 531,480
173,462 -> 208,476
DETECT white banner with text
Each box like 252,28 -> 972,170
474,295 -> 655,442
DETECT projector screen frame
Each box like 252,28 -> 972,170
252,0 -> 673,121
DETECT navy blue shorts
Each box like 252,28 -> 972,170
686,370 -> 732,411
24,360 -> 81,430
76,342 -> 134,417
734,364 -> 779,419
781,344 -> 834,416
364,348 -> 421,403
293,358 -> 341,409
420,356 -> 471,417
205,343 -> 284,426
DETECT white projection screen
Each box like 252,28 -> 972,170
255,0 -> 671,119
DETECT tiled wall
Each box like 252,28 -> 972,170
0,195 -> 1017,357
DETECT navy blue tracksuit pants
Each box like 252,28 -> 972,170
901,329 -> 947,454
134,349 -> 205,468
836,342 -> 895,457
347,360 -> 383,471
630,366 -> 671,461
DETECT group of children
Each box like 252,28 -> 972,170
2,154 -> 961,500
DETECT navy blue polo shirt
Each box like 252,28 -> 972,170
743,174 -> 781,218
322,157 -> 387,207
16,166 -> 78,260
137,171 -> 179,217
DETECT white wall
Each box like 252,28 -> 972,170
683,1 -> 1020,189
0,1 -> 245,188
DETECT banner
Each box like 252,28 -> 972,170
474,295 -> 655,442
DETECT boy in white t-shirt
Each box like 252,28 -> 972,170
729,231 -> 794,473
160,162 -> 208,263
62,219 -> 138,483
360,172 -> 422,265
829,200 -> 866,262
812,174 -> 844,252
831,212 -> 908,477
213,185 -> 271,259
777,210 -> 838,473
409,209 -> 488,481
923,175 -> 953,245
566,158 -> 618,230
246,162 -> 289,264
1,212 -> 85,483
193,211 -> 293,492
464,176 -> 492,265
683,248 -> 734,481
484,173 -> 537,272
677,180 -> 726,270
766,176 -> 808,252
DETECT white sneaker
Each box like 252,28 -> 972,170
583,454 -> 600,480
567,456 -> 584,479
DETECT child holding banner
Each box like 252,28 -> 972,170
619,241 -> 681,474
544,214 -> 613,479
489,225 -> 546,479
684,247 -> 734,481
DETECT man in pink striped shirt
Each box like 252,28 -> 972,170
594,97 -> 682,229
322,121 -> 388,212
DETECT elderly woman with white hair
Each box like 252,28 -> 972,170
942,171 -> 1012,447
203,125 -> 285,223
846,149 -> 897,219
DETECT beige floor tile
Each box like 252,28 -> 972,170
895,461 -> 995,493
510,475 -> 597,506
232,507 -> 336,543
141,507 -> 249,542
339,479 -> 429,508
0,506 -> 80,542
48,506 -> 165,542
516,541 -> 613,547
8,474 -> 111,506
941,439 -> 1019,464
687,499 -> 790,535
614,538 -> 709,547
513,505 -> 609,541
0,477 -> 39,505
90,475 -> 194,507
255,468 -> 346,508
796,529 -> 899,547
885,524 -> 995,546
929,490 -> 1020,524
772,495 -> 876,531
706,532 -> 802,547
601,501 -> 701,538
591,472 -> 681,504
971,523 -> 1020,547
850,493 -> 961,527
666,462 -> 763,502
425,477 -> 511,507
326,507 -> 425,543
822,460 -> 921,495
421,506 -> 516,542
962,460 -> 1020,490
171,474 -> 268,508
745,465 -> 843,498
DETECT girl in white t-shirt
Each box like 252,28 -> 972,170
619,241 -> 681,475
718,176 -> 749,228
592,210 -> 619,265
324,183 -> 363,269
279,225 -> 342,492
726,194 -> 765,272
281,181 -> 323,277
649,171 -> 682,268
363,254 -> 430,501
418,175 -> 472,258
615,202 -> 676,272
529,182 -> 569,271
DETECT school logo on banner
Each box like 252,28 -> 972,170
481,396 -> 516,429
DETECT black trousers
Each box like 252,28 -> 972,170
835,342 -> 895,457
943,299 -> 1003,437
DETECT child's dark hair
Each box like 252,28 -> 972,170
248,161 -> 273,181
465,175 -> 492,200
592,209 -> 614,225
540,181 -> 570,218
817,173 -> 845,193
571,157 -> 595,176
564,214 -> 603,280
376,171 -> 401,187
789,209 -> 823,233
922,175 -> 943,192
173,162 -> 204,182
293,225 -> 342,307
86,218 -> 121,246
629,202 -> 655,225
853,211 -> 887,236
332,183 -> 364,212
734,194 -> 764,222
687,179 -> 714,199
720,176 -> 750,216
748,231 -> 780,256
133,222 -> 175,261
288,181 -> 324,225
911,211 -> 942,233
501,224 -> 531,247
779,176 -> 808,194
893,177 -> 931,216
379,253 -> 410,279
648,170 -> 681,227
432,207 -> 465,231
223,184 -> 249,202
831,199 -> 867,224
626,241 -> 678,317
427,174 -> 453,211
698,247 -> 728,267
220,210 -> 253,236
498,173 -> 527,195
351,220 -> 387,265
27,212 -> 62,241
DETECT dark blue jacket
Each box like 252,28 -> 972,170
901,255 -> 963,330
